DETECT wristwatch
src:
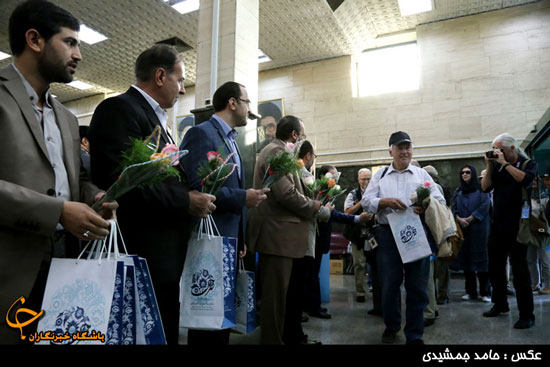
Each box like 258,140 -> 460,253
503,163 -> 511,169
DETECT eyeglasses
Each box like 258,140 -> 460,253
236,97 -> 251,106
461,171 -> 471,175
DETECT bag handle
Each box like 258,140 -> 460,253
76,219 -> 128,264
197,214 -> 221,239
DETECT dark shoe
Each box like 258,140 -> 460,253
356,295 -> 366,303
514,318 -> 535,329
482,305 -> 510,317
437,299 -> 449,305
424,318 -> 435,327
381,328 -> 400,344
309,311 -> 332,319
320,307 -> 328,313
367,309 -> 382,316
301,312 -> 309,322
406,339 -> 424,345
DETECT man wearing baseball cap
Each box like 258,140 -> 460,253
362,131 -> 445,344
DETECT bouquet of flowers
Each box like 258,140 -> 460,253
262,144 -> 303,188
307,171 -> 346,205
91,126 -> 187,211
197,149 -> 239,195
410,181 -> 432,208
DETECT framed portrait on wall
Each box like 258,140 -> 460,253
174,114 -> 195,147
256,98 -> 284,153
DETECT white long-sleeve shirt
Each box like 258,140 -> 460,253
362,163 -> 446,225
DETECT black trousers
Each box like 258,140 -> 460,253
488,228 -> 534,320
464,271 -> 490,297
303,248 -> 324,314
365,248 -> 382,312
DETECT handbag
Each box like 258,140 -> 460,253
517,161 -> 550,247
36,221 -> 122,345
180,215 -> 238,330
232,259 -> 257,334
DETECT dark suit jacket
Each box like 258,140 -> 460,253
88,87 -> 192,284
179,116 -> 247,249
0,65 -> 100,343
317,210 -> 356,254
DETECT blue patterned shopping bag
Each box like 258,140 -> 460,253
233,260 -> 256,334
131,256 -> 167,345
106,261 -> 125,344
120,264 -> 137,345
180,215 -> 237,330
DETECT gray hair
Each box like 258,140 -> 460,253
423,165 -> 438,179
492,133 -> 529,159
358,168 -> 371,177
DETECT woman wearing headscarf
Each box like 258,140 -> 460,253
452,165 -> 492,302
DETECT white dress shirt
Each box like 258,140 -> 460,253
362,163 -> 446,225
131,85 -> 172,142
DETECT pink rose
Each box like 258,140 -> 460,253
423,181 -> 431,188
161,144 -> 180,166
206,151 -> 220,161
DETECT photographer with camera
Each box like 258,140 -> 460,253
481,133 -> 538,329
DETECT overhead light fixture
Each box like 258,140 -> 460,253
0,51 -> 12,61
258,49 -> 271,63
79,24 -> 108,45
397,0 -> 433,17
171,0 -> 200,15
68,80 -> 94,90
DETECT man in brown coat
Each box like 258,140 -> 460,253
247,115 -> 323,344
0,0 -> 116,344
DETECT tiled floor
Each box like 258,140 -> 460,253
178,271 -> 550,345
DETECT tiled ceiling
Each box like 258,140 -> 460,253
0,0 -> 540,103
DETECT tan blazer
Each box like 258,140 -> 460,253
247,139 -> 320,258
0,65 -> 99,341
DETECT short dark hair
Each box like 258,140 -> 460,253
79,125 -> 89,139
135,44 -> 183,83
298,140 -> 314,159
9,0 -> 80,56
212,81 -> 244,112
276,115 -> 301,141
317,164 -> 336,179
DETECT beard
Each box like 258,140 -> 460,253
38,47 -> 75,84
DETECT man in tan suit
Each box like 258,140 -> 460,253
0,0 -> 116,344
248,115 -> 323,344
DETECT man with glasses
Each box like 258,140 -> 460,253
248,115 -> 322,344
344,168 -> 374,304
180,81 -> 269,344
481,133 -> 537,329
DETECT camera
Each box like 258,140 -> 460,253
485,148 -> 502,159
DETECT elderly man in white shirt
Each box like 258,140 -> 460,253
362,131 -> 445,345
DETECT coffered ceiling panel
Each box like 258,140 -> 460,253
0,0 -> 541,103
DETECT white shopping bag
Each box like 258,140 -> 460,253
36,224 -> 122,345
180,215 -> 237,330
387,208 -> 432,264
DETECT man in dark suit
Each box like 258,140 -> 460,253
0,0 -> 117,344
88,44 -> 215,345
180,81 -> 268,344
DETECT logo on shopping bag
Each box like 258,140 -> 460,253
191,269 -> 215,297
400,225 -> 417,244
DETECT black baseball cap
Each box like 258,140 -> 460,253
389,131 -> 412,146
542,171 -> 550,178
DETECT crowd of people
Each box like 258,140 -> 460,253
1,0 -> 549,346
